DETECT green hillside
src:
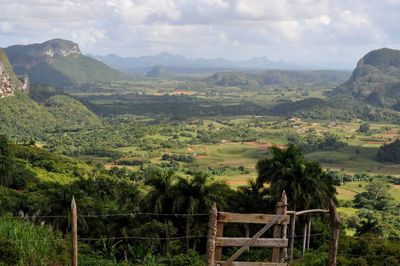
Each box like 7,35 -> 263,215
44,95 -> 101,129
206,70 -> 350,89
331,48 -> 400,109
51,54 -> 126,84
27,61 -> 74,87
270,48 -> 400,122
0,86 -> 102,140
5,39 -> 127,87
0,92 -> 57,139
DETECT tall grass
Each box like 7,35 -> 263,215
0,217 -> 69,265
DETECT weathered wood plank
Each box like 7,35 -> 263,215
329,200 -> 340,266
295,209 -> 329,216
216,237 -> 288,247
223,215 -> 285,265
271,191 -> 287,263
288,214 -> 296,263
71,196 -> 78,266
207,203 -> 218,266
218,212 -> 289,225
216,261 -> 287,266
215,222 -> 224,261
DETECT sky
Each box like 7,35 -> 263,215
1,0 -> 400,68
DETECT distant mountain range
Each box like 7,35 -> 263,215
91,52 -> 290,72
4,39 -> 126,88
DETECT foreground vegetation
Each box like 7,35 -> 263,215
0,135 -> 399,265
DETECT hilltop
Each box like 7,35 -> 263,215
331,48 -> 400,110
205,70 -> 350,89
4,39 -> 126,87
271,48 -> 400,121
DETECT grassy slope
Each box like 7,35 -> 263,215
28,61 -> 75,87
52,55 -> 126,84
44,95 -> 102,129
0,92 -> 57,138
0,84 -> 102,140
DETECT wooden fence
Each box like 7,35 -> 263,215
68,192 -> 339,265
206,192 -> 339,266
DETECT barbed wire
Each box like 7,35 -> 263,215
0,235 -> 207,243
338,254 -> 400,258
79,235 -> 207,241
0,212 -> 209,220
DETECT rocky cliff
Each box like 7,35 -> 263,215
0,48 -> 26,98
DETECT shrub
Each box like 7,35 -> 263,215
169,250 -> 205,266
0,236 -> 21,265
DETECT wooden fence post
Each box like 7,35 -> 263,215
329,199 -> 340,266
207,203 -> 218,266
289,214 -> 296,263
71,196 -> 78,266
307,217 -> 311,250
302,221 -> 307,256
271,191 -> 287,263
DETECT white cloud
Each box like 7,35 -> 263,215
0,0 -> 399,65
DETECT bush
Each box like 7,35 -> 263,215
377,139 -> 400,163
169,250 -> 205,266
0,236 -> 21,265
359,123 -> 370,133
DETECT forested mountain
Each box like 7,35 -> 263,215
0,86 -> 101,140
331,48 -> 400,110
4,39 -> 126,87
0,50 -> 101,138
205,70 -> 350,89
271,48 -> 400,121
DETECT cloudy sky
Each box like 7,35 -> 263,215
1,0 -> 399,68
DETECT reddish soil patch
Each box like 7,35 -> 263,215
226,180 -> 248,186
367,141 -> 388,145
196,155 -> 207,159
104,163 -> 114,170
384,130 -> 397,134
171,90 -> 193,95
240,141 -> 285,150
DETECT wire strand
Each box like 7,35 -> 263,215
0,212 -> 209,219
79,235 -> 207,241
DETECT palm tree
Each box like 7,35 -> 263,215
235,179 -> 270,240
144,167 -> 176,255
0,135 -> 12,187
172,172 -> 230,252
115,183 -> 143,262
44,183 -> 89,234
256,145 -> 336,211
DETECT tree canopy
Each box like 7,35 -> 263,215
256,145 -> 337,210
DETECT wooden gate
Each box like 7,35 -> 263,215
206,192 -> 289,266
